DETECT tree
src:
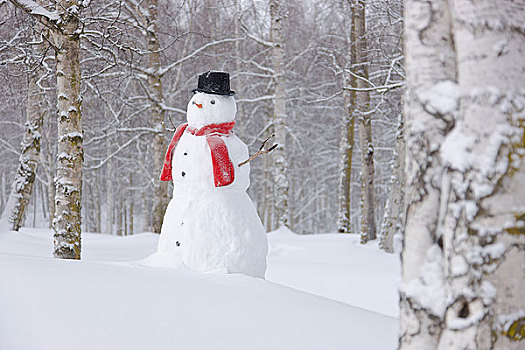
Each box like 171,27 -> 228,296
269,0 -> 290,229
353,0 -> 376,243
0,0 -> 405,237
400,0 -> 525,348
9,0 -> 85,259
337,1 -> 357,234
1,25 -> 46,230
379,113 -> 405,252
144,0 -> 168,234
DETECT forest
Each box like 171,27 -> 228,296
0,0 -> 523,349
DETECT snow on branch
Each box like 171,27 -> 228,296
9,0 -> 60,28
0,138 -> 19,156
343,82 -> 404,93
239,18 -> 277,48
86,132 -> 148,170
237,95 -> 276,103
159,102 -> 186,115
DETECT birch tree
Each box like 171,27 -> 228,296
1,28 -> 46,230
353,0 -> 376,243
337,2 -> 357,234
269,0 -> 290,229
0,0 -> 406,236
379,113 -> 405,252
400,0 -> 525,349
144,0 -> 168,234
9,0 -> 85,259
437,0 -> 525,348
399,0 -> 457,347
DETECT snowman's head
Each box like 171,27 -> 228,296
186,92 -> 237,128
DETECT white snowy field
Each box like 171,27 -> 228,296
0,226 -> 400,350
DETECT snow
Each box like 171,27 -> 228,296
451,254 -> 469,277
416,80 -> 459,116
497,310 -> 525,332
58,131 -> 83,142
401,244 -> 446,317
17,0 -> 60,21
267,227 -> 401,318
0,227 -> 399,349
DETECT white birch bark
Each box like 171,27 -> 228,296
379,113 -> 405,252
436,1 -> 525,348
401,0 -> 525,349
141,187 -> 149,233
146,0 -> 168,234
9,0 -> 84,255
270,0 -> 290,229
1,31 -> 46,230
52,0 -> 83,259
45,156 -> 55,229
128,173 -> 133,235
116,193 -> 123,236
353,0 -> 376,243
400,0 -> 457,348
105,138 -> 114,235
337,54 -> 357,233
90,174 -> 101,233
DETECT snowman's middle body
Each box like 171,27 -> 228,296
158,125 -> 268,278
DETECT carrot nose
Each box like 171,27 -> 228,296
195,103 -> 203,109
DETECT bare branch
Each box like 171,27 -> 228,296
239,133 -> 277,167
9,0 -> 60,31
158,38 -> 244,77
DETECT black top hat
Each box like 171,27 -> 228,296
192,71 -> 236,96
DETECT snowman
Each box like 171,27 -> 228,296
156,71 -> 268,279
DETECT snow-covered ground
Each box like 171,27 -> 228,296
0,226 -> 400,350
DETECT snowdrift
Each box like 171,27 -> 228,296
0,229 -> 398,350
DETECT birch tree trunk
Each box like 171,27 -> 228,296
269,0 -> 290,229
400,0 -> 525,349
93,174 -> 101,233
436,1 -> 525,348
105,138 -> 114,234
52,1 -> 83,259
1,33 -> 46,230
337,60 -> 357,233
128,173 -> 133,235
379,114 -> 405,252
141,187 -> 149,232
0,172 -> 5,212
45,159 -> 55,229
146,0 -> 168,234
116,194 -> 123,236
353,0 -> 376,243
399,0 -> 457,348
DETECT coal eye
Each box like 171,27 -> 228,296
210,100 -> 215,104
192,101 -> 196,104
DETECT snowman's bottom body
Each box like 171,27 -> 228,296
157,187 -> 268,279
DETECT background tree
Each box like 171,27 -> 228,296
353,0 -> 376,243
0,20 -> 47,230
268,0 -> 290,229
0,0 -> 404,239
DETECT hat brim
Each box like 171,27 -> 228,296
192,88 -> 236,96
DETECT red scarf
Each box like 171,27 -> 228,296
160,121 -> 236,187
